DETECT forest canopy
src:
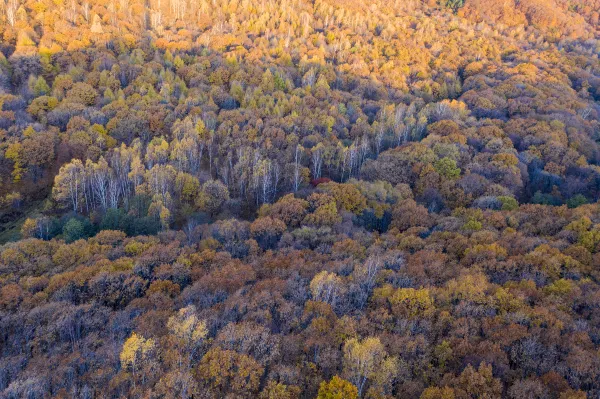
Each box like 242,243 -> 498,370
0,0 -> 600,397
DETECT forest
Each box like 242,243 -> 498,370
1,0 -> 600,397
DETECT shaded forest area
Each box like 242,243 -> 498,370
1,0 -> 600,397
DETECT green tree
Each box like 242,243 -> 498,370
62,218 -> 84,243
498,196 -> 518,211
566,194 -> 588,209
434,157 -> 460,179
33,76 -> 51,96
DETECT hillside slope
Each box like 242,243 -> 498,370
1,0 -> 600,398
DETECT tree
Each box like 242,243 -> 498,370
5,142 -> 24,182
30,76 -> 50,96
197,347 -> 264,397
303,201 -> 342,227
310,271 -> 343,306
434,157 -> 461,180
259,381 -> 301,399
455,362 -> 502,399
391,199 -> 432,231
352,255 -> 383,308
53,160 -> 86,213
215,321 -> 280,366
420,387 -> 456,399
120,332 -> 156,387
66,82 -> 98,106
391,286 -> 434,318
196,180 -> 230,216
210,219 -> 251,258
445,0 -> 464,13
508,378 -> 548,399
22,132 -> 55,183
166,305 -> 208,368
21,218 -> 39,239
498,196 -> 518,211
566,194 -> 587,209
250,217 -> 286,250
62,218 -> 85,243
342,337 -> 389,396
292,144 -> 306,192
269,194 -> 309,227
559,390 -> 587,399
320,182 -> 368,215
175,172 -> 200,203
317,376 -> 358,399
155,369 -> 199,399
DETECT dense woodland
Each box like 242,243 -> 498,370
1,0 -> 600,397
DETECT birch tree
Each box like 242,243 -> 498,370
53,160 -> 86,213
